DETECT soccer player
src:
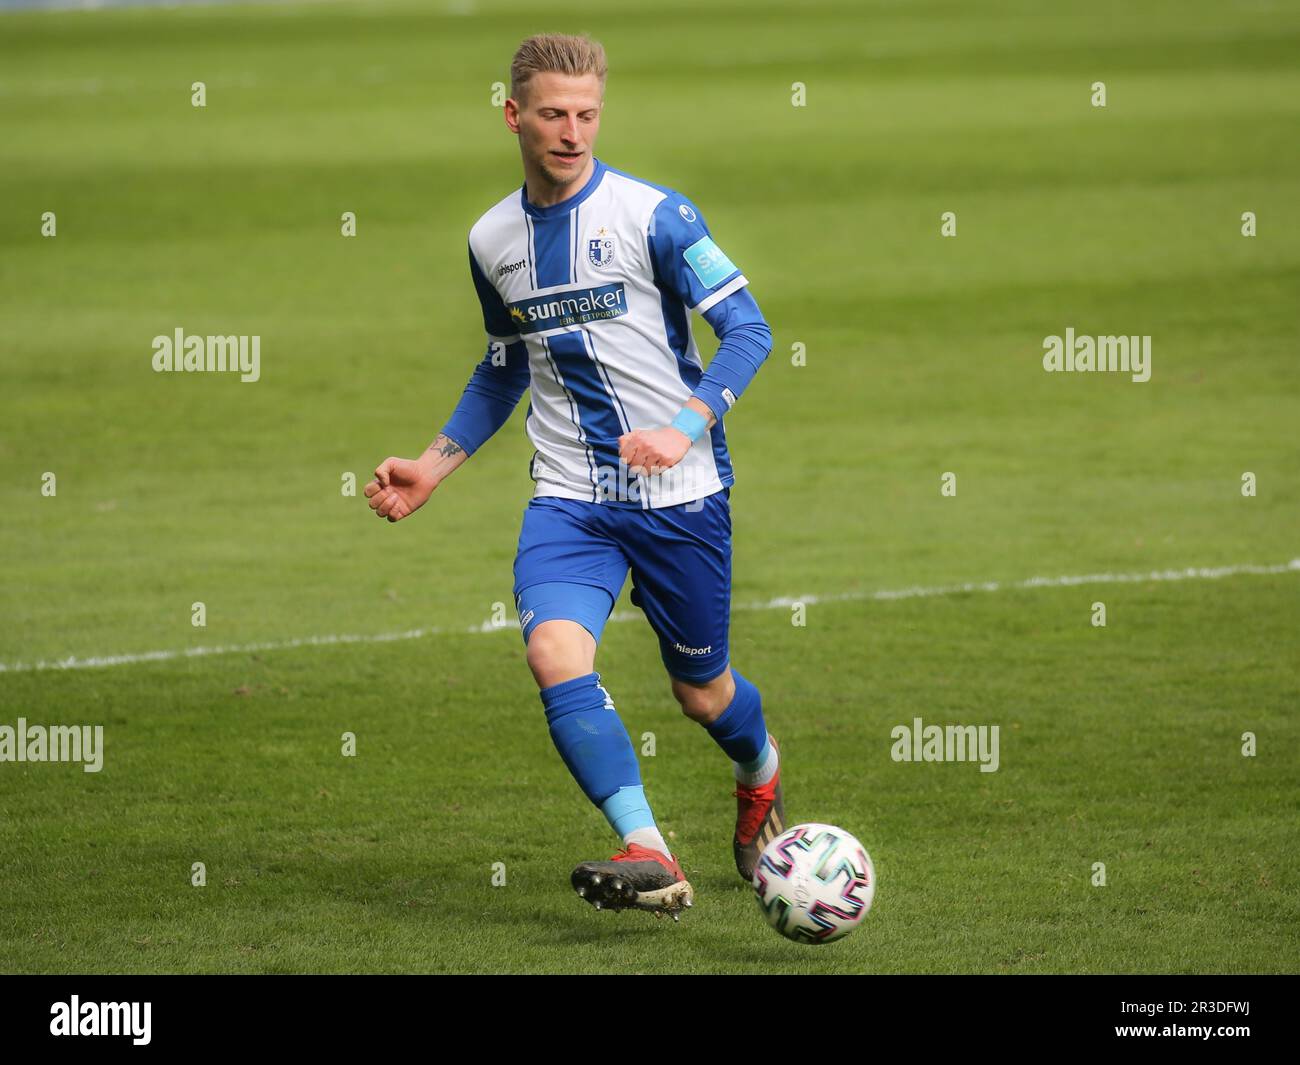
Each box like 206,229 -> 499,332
365,33 -> 782,918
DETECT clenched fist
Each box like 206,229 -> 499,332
618,426 -> 692,476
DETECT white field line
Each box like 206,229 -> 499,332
1,558 -> 1296,675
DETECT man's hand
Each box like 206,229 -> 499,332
365,434 -> 469,523
365,455 -> 439,523
618,426 -> 692,476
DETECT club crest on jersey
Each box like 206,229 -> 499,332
588,227 -> 616,269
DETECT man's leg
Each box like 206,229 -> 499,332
672,669 -> 778,790
522,606 -> 670,862
512,500 -> 691,913
624,490 -> 784,881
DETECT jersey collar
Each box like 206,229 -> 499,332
520,156 -> 607,220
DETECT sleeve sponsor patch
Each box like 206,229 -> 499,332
683,236 -> 738,290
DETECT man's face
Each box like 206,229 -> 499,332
507,71 -> 603,192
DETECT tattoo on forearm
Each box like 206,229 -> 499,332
428,435 -> 463,459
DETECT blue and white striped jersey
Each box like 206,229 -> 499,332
444,156 -> 771,509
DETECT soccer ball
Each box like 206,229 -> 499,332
752,822 -> 875,944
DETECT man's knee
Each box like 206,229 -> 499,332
526,619 -> 597,689
671,667 -> 735,724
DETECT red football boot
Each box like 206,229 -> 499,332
733,736 -> 785,882
571,844 -> 694,918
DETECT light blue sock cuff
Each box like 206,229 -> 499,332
600,785 -> 656,836
670,406 -> 710,443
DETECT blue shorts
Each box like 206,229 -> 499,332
513,491 -> 732,682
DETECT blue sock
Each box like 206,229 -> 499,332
540,672 -> 643,809
601,785 -> 656,836
704,668 -> 769,766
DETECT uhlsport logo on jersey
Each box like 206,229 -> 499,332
507,283 -> 628,333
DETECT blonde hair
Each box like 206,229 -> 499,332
510,33 -> 607,105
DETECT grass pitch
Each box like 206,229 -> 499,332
1,0 -> 1298,973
